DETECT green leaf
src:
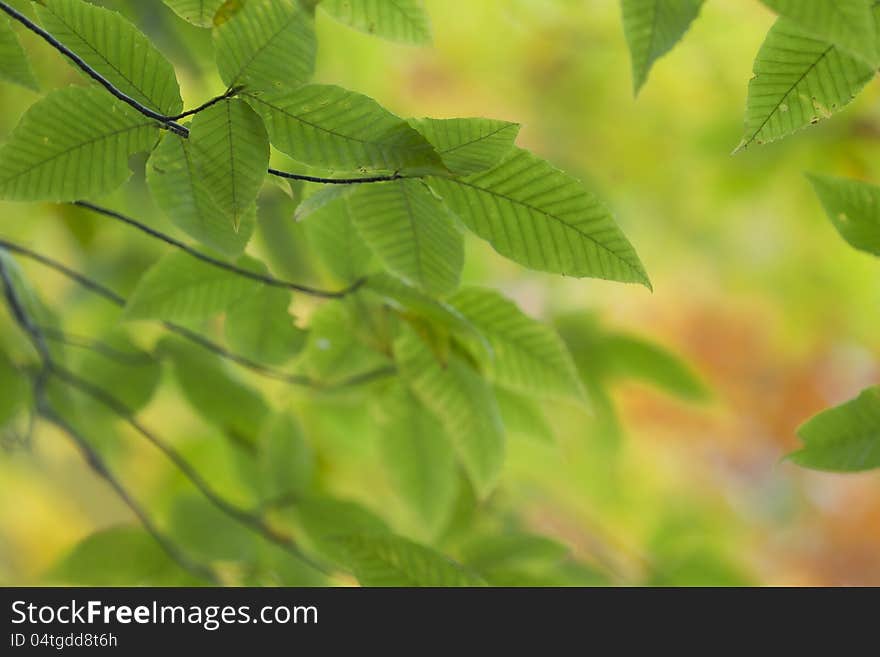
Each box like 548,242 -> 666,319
759,0 -> 878,65
408,117 -> 520,175
225,287 -> 306,365
160,336 -> 270,445
494,387 -> 555,444
301,190 -> 375,282
214,0 -> 316,92
555,313 -> 708,402
259,412 -> 314,501
338,533 -> 485,587
288,495 -> 390,564
295,184 -> 352,222
74,331 -> 161,414
48,526 -> 204,586
736,18 -> 875,152
0,348 -> 29,426
125,251 -> 259,322
0,87 -> 159,201
602,333 -> 708,401
621,0 -> 705,95
376,384 -> 457,534
35,0 -> 183,115
790,386 -> 880,472
147,133 -> 255,258
0,14 -> 38,90
189,99 -> 269,231
394,325 -> 505,497
807,173 -> 880,257
363,273 -> 491,358
348,180 -> 463,295
449,287 -> 585,402
429,148 -> 651,287
460,533 -> 569,572
163,0 -> 226,27
320,0 -> 432,45
299,300 -> 390,382
245,84 -> 445,174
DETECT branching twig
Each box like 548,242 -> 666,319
39,326 -> 154,364
74,201 -> 363,299
167,86 -> 243,122
0,1 -> 416,186
0,239 -> 397,389
0,252 -> 219,584
0,1 -> 188,137
40,409 -> 220,583
51,365 -> 330,575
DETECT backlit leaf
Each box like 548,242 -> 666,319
147,132 -> 256,258
125,251 -> 259,322
214,0 -> 316,92
338,533 -> 486,587
430,148 -> 650,287
246,84 -> 445,174
0,14 -> 38,90
348,180 -> 463,295
0,87 -> 158,201
394,325 -> 505,497
736,18 -> 875,151
449,287 -> 585,402
409,117 -> 520,175
320,0 -> 432,45
376,384 -> 457,534
808,173 -> 880,257
189,99 -> 269,230
35,0 -> 182,115
791,386 -> 880,472
621,0 -> 705,95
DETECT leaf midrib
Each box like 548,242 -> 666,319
43,3 -> 170,114
447,178 -> 648,284
0,122 -> 154,186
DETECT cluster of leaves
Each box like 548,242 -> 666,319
621,0 -> 880,473
1,0 -> 716,586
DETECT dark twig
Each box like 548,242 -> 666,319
0,239 -> 396,389
0,252 -> 218,584
38,326 -> 154,365
74,201 -> 364,299
51,366 -> 330,575
267,169 -> 404,185
41,408 -> 219,583
0,1 -> 188,137
0,1 -> 417,186
167,86 -> 243,122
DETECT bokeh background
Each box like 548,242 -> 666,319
2,0 -> 879,586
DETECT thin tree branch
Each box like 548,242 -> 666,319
0,239 -> 125,305
74,201 -> 364,299
38,326 -> 154,365
0,252 -> 218,584
0,1 -> 188,137
167,86 -> 243,122
0,1 -> 418,186
267,168 -> 404,185
51,365 -> 330,575
40,408 -> 220,583
0,239 -> 397,389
